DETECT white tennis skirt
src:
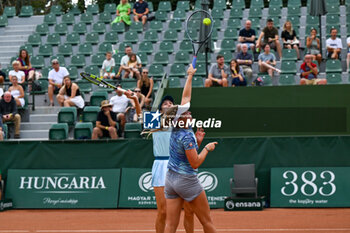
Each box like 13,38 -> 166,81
64,95 -> 85,109
152,159 -> 169,187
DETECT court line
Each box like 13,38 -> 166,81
35,228 -> 350,232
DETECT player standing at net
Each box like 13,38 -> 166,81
163,64 -> 218,233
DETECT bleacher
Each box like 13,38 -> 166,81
0,0 -> 348,140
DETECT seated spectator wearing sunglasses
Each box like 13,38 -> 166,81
137,69 -> 153,110
129,88 -> 145,122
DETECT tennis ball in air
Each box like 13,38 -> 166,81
203,18 -> 211,26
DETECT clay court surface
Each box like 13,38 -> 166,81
0,208 -> 350,233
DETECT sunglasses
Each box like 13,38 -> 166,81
135,90 -> 141,92
142,72 -> 148,74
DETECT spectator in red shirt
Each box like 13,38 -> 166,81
300,55 -> 327,85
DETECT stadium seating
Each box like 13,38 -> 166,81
124,123 -> 142,138
66,33 -> 81,45
62,13 -> 75,25
327,73 -> 342,84
4,6 -> 16,17
50,5 -> 62,15
19,6 -> 33,17
87,4 -> 99,15
279,74 -> 296,85
58,107 -> 77,126
90,91 -> 108,106
74,122 -> 93,139
49,123 -> 69,140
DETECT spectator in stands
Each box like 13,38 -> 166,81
48,59 -> 69,107
111,0 -> 132,26
137,68 -> 153,109
92,100 -> 118,140
110,84 -> 130,134
122,53 -> 141,79
102,52 -> 116,79
9,61 -> 25,85
0,120 -> 3,141
205,55 -> 229,87
56,76 -> 85,109
17,49 -> 35,81
326,28 -> 342,60
306,28 -> 322,65
0,63 -> 6,88
230,59 -> 247,87
236,44 -> 253,80
256,19 -> 282,58
347,36 -> 350,71
129,88 -> 145,122
237,20 -> 256,52
281,21 -> 300,60
8,76 -> 25,107
117,46 -> 142,79
0,91 -> 21,139
133,0 -> 149,25
300,54 -> 327,85
258,44 -> 281,78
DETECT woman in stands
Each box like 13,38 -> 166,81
230,59 -> 247,87
306,28 -> 322,65
281,21 -> 300,60
111,0 -> 132,26
163,65 -> 218,233
17,49 -> 35,82
56,76 -> 85,109
137,69 -> 153,110
8,76 -> 25,107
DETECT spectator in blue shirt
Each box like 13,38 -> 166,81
133,0 -> 149,25
258,44 -> 281,78
236,44 -> 253,80
237,20 -> 256,53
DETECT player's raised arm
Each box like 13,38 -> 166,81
181,64 -> 197,105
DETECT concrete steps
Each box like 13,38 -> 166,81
30,114 -> 57,123
20,129 -> 49,139
21,122 -> 55,130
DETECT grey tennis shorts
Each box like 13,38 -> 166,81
164,169 -> 203,202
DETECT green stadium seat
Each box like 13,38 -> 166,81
148,64 -> 165,79
90,91 -> 108,106
176,1 -> 189,11
46,33 -> 61,45
78,43 -> 93,56
124,123 -> 142,138
58,107 -> 77,126
155,11 -> 168,22
224,28 -> 239,40
173,9 -> 186,21
213,0 -> 226,9
36,23 -> 49,35
50,5 -> 62,15
118,42 -> 133,52
19,6 -> 33,17
98,11 -> 112,23
82,106 -> 99,124
93,22 -> 106,34
230,8 -> 243,19
193,76 -> 204,87
32,78 -> 48,94
54,23 -> 68,35
70,55 -> 86,68
220,39 -> 235,52
163,30 -> 178,42
2,123 -> 8,139
80,12 -> 93,24
212,8 -> 224,20
85,65 -> 101,78
218,50 -> 233,62
62,13 -> 75,25
111,22 -> 125,33
73,22 -> 87,35
124,31 -> 139,43
158,1 -> 171,12
249,7 -> 263,18
77,79 -> 93,93
159,41 -> 174,54
281,61 -> 297,74
50,55 -> 65,67
326,0 -> 340,7
121,81 -> 137,90
4,6 -> 16,17
212,20 -> 222,31
248,18 -> 260,30
19,44 -> 33,56
104,32 -> 118,44
38,44 -> 53,57
67,66 -> 78,80
49,123 -> 69,140
287,6 -> 300,16
287,16 -> 300,27
327,5 -> 340,15
148,2 -> 154,11
168,77 -> 181,88
326,14 -> 340,26
87,4 -> 99,15
326,60 -> 342,73
269,0 -> 282,7
66,32 -> 80,45
153,52 -> 169,65
149,21 -> 163,32
168,19 -> 182,31
98,42 -> 113,54
138,41 -> 154,54
282,49 -> 297,61
227,18 -> 241,29
169,63 -> 186,77
85,32 -> 99,45
144,30 -> 159,43
138,52 -> 148,66
306,16 -> 318,25
288,0 -> 301,7
232,0 -> 246,9
58,44 -> 73,56
279,74 -> 296,85
326,73 -> 342,84
258,74 -> 272,86
179,40 -> 193,53
174,51 -> 190,65
90,54 -> 105,67
113,53 -> 124,65
28,33 -> 41,46
104,3 -> 117,14
74,122 -> 93,139
44,13 -> 57,25
69,6 -> 81,15
268,6 -> 281,17
250,0 -> 264,8
130,21 -> 143,32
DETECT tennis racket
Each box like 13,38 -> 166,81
80,72 -> 127,93
185,10 -> 214,68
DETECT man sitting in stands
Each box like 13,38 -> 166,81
300,55 -> 327,85
0,92 -> 21,139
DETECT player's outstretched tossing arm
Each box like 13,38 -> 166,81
181,64 -> 197,106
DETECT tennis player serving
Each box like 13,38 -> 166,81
164,64 -> 218,233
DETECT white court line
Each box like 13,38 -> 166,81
35,229 -> 350,232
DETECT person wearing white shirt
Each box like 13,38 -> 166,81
102,52 -> 116,79
109,84 -> 130,133
116,46 -> 142,79
48,59 -> 69,106
9,61 -> 25,84
326,28 -> 342,60
346,37 -> 350,71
